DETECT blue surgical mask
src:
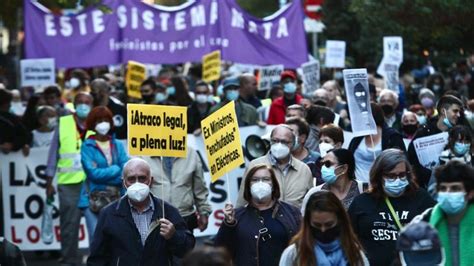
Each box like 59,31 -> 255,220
321,165 -> 338,185
416,115 -> 427,125
225,90 -> 239,101
453,142 -> 470,156
75,104 -> 91,119
384,178 -> 409,197
155,92 -> 168,103
207,95 -> 215,103
443,109 -> 453,129
166,86 -> 176,96
437,192 -> 466,215
283,83 -> 297,94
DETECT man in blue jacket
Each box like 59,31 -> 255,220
88,158 -> 195,266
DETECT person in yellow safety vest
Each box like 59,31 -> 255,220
45,92 -> 93,265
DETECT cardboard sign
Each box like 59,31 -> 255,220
302,60 -> 320,94
1,148 -> 89,251
258,64 -> 284,91
20,58 -> 55,87
126,61 -> 146,99
325,40 -> 346,68
127,104 -> 187,157
202,50 -> 221,83
343,68 -> 377,137
201,101 -> 245,182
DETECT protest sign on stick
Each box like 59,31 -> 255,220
201,101 -> 245,183
325,40 -> 346,68
302,60 -> 320,94
20,58 -> 55,88
377,36 -> 403,92
126,61 -> 146,99
127,104 -> 187,157
202,50 -> 221,83
258,65 -> 284,91
343,68 -> 377,137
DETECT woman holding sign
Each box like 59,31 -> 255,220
78,106 -> 129,240
215,164 -> 301,266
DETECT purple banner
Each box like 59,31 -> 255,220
25,0 -> 308,69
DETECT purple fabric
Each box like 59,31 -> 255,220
25,0 -> 308,68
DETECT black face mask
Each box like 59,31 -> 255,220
311,225 -> 340,243
142,94 -> 154,104
402,124 -> 418,135
313,100 -> 327,106
381,104 -> 394,116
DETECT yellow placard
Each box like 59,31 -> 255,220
202,50 -> 221,83
126,61 -> 146,99
127,104 -> 187,157
201,101 -> 245,182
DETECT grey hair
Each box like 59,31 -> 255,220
270,124 -> 297,146
379,89 -> 399,105
370,148 -> 412,179
123,157 -> 151,177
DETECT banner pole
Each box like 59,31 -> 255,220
161,156 -> 165,218
369,134 -> 377,162
225,172 -> 232,204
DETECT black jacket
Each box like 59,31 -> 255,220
0,111 -> 32,151
348,125 -> 406,154
88,195 -> 195,266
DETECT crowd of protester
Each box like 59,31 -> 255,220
0,56 -> 473,266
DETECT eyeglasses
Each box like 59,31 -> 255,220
250,176 -> 272,183
270,138 -> 291,146
383,172 -> 410,181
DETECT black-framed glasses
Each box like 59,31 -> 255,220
383,172 -> 410,181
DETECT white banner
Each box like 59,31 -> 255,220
413,132 -> 449,170
343,68 -> 377,137
377,36 -> 403,91
258,65 -> 284,91
325,40 -> 346,68
302,60 -> 320,94
20,58 -> 55,88
1,148 -> 89,251
383,36 -> 403,65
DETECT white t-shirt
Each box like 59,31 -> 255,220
354,139 -> 381,182
32,130 -> 54,147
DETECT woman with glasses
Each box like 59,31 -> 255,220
301,149 -> 363,213
348,149 -> 435,265
215,164 -> 301,266
280,190 -> 369,266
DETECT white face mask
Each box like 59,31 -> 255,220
250,181 -> 272,201
271,143 -> 290,159
69,77 -> 81,88
47,117 -> 58,129
95,121 -> 111,136
319,142 -> 334,157
126,182 -> 150,202
196,94 -> 208,104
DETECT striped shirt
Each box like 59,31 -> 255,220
129,197 -> 155,246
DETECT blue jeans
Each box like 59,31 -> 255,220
83,207 -> 98,245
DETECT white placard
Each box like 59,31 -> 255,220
302,60 -> 320,94
343,68 -> 377,137
20,58 -> 55,87
325,40 -> 346,68
1,148 -> 89,251
258,65 -> 284,91
413,132 -> 449,170
383,36 -> 403,65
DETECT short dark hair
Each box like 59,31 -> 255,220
330,148 -> 356,180
319,124 -> 344,144
371,103 -> 385,127
305,105 -> 335,126
435,161 -> 474,193
141,77 -> 157,90
285,117 -> 310,137
243,164 -> 281,203
43,85 -> 61,97
437,95 -> 463,113
447,125 -> 472,150
0,88 -> 12,105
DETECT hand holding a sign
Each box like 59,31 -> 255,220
159,218 -> 176,240
197,214 -> 209,232
224,203 -> 236,225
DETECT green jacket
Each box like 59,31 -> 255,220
210,100 -> 258,126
